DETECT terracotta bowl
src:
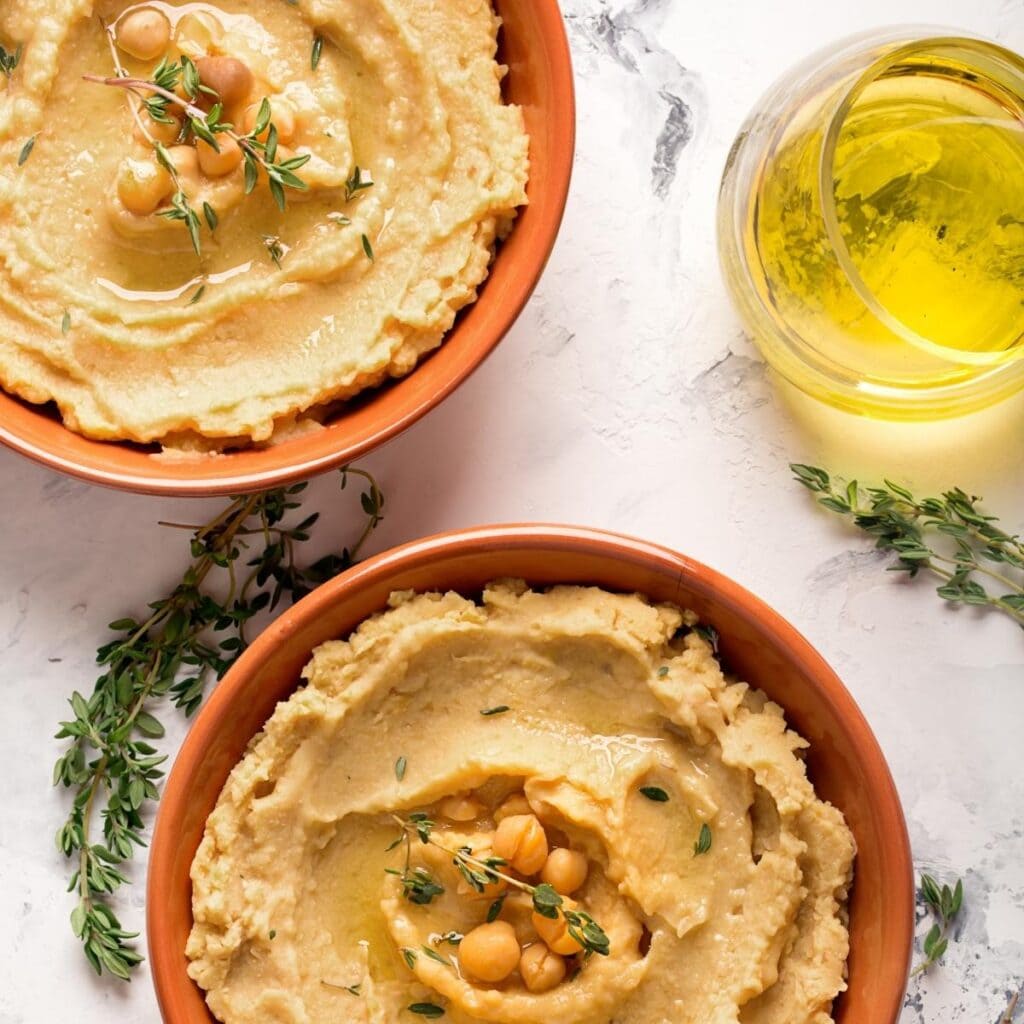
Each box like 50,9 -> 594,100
148,524 -> 913,1024
0,1 -> 574,496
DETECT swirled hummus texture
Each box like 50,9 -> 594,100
187,583 -> 856,1024
0,0 -> 528,449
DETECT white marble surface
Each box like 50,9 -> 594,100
2,0 -> 1023,1021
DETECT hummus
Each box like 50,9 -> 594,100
188,582 -> 856,1024
0,0 -> 528,450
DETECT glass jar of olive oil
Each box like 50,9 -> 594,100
718,28 -> 1024,419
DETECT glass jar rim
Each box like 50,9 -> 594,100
816,34 -> 1024,369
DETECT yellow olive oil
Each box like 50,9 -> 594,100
753,58 -> 1024,406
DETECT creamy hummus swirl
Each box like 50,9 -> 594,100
0,0 -> 528,448
187,583 -> 855,1024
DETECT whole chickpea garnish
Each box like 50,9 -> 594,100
242,99 -> 296,143
196,136 -> 242,178
116,156 -> 172,215
439,793 -> 484,822
531,899 -> 584,956
196,56 -> 254,109
540,848 -> 588,895
458,921 -> 520,983
494,794 -> 531,822
493,814 -> 548,876
116,8 -> 171,61
519,943 -> 566,993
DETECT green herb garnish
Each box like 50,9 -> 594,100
361,233 -> 375,262
408,1004 -> 445,1019
0,41 -> 23,79
389,815 -> 611,959
912,873 -> 963,976
61,311 -> 71,335
480,705 -> 510,716
395,755 -> 407,781
54,468 -> 384,979
792,464 -> 1024,629
345,165 -> 373,201
311,34 -> 324,70
694,823 -> 712,856
17,136 -> 35,166
639,786 -> 670,802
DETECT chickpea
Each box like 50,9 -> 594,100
116,8 -> 172,61
242,99 -> 296,143
175,11 -> 223,57
116,156 -> 173,215
132,110 -> 182,146
495,794 -> 532,822
165,145 -> 200,193
197,135 -> 242,178
439,793 -> 485,823
519,943 -> 566,993
540,849 -> 588,895
196,56 -> 255,109
531,900 -> 584,956
493,814 -> 548,876
458,921 -> 520,983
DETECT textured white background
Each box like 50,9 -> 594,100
1,0 -> 1023,1021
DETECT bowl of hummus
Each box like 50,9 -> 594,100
0,0 -> 572,494
148,525 -> 913,1024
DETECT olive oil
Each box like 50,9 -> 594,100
752,55 -> 1024,408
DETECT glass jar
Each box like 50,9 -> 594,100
718,27 -> 1024,419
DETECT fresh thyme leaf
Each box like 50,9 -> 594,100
0,41 -> 23,79
639,786 -> 669,803
17,136 -> 35,166
912,873 -> 963,976
361,233 -> 375,262
656,666 -> 669,677
694,823 -> 712,856
395,756 -> 407,781
402,948 -> 418,970
420,945 -> 450,966
345,164 -> 374,202
792,464 -> 1024,629
203,202 -> 219,232
327,211 -> 351,226
486,893 -> 507,922
262,234 -> 285,268
269,929 -> 277,940
61,310 -> 71,335
408,1004 -> 445,1019
480,705 -> 510,716
187,284 -> 206,305
311,34 -> 324,70
693,624 -> 719,654
346,983 -> 361,996
53,467 -> 385,978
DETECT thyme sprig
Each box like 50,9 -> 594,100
389,815 -> 611,959
84,51 -> 311,256
54,467 -> 384,979
792,465 -> 1024,629
911,873 -> 964,976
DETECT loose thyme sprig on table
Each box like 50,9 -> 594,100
912,873 -> 964,976
791,465 -> 1024,629
388,814 -> 611,959
53,467 -> 384,979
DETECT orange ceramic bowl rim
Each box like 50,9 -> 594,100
0,1 -> 575,496
148,524 -> 914,1024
